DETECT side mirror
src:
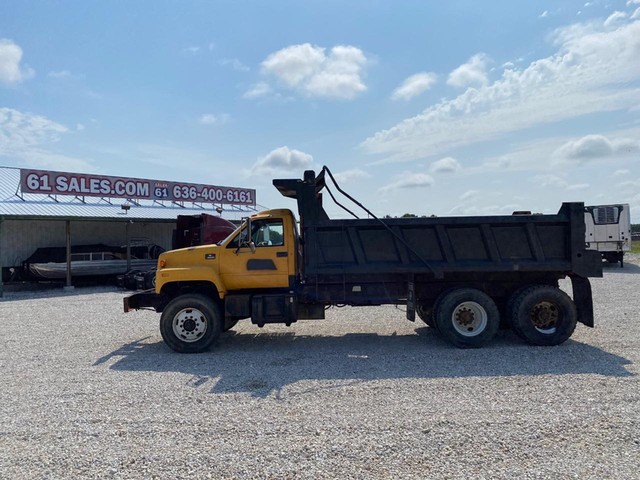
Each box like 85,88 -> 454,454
235,217 -> 256,254
237,239 -> 256,254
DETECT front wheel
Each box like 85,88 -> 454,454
510,286 -> 577,346
160,294 -> 222,353
434,288 -> 500,348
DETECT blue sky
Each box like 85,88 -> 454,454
1,0 -> 639,220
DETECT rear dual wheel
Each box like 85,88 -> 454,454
434,288 -> 500,348
508,286 -> 577,346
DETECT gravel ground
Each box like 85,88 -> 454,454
1,258 -> 639,479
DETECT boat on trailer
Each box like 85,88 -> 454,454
24,241 -> 164,280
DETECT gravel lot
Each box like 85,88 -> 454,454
1,257 -> 639,479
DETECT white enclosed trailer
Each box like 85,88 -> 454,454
584,204 -> 631,267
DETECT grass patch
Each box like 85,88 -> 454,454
632,241 -> 640,254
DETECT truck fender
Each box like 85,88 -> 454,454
156,266 -> 227,299
570,276 -> 594,328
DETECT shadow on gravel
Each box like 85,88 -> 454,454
0,285 -> 121,302
602,262 -> 640,275
95,327 -> 634,398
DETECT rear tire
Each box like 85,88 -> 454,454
160,294 -> 222,353
510,286 -> 577,346
434,288 -> 500,348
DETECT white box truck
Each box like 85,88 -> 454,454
585,204 -> 631,267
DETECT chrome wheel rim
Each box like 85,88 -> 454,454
173,307 -> 207,343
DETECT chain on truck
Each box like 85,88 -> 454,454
124,166 -> 603,353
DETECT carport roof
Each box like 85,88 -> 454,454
0,166 -> 261,222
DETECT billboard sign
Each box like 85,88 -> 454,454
19,169 -> 256,206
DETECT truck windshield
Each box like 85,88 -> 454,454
217,223 -> 244,246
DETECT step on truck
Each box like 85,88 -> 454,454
124,167 -> 603,353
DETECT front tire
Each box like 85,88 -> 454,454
434,288 -> 500,348
160,294 -> 222,353
510,286 -> 577,346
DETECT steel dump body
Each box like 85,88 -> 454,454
274,170 -> 602,314
305,209 -> 586,276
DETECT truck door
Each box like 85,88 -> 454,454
219,218 -> 291,291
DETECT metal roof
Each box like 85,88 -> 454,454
0,166 -> 262,222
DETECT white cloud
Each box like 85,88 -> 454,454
332,168 -> 370,183
0,39 -> 34,86
260,43 -> 368,100
631,8 -> 640,20
604,11 -> 627,27
219,58 -> 250,72
430,156 -> 462,173
391,72 -> 437,101
0,108 -> 96,171
243,82 -> 272,99
553,134 -> 640,162
540,10 -> 549,18
532,174 -> 568,189
199,113 -> 230,125
0,108 -> 67,153
627,0 -> 640,5
379,172 -> 434,192
247,146 -> 314,176
362,19 -> 640,163
447,53 -> 489,88
47,70 -> 88,82
531,174 -> 591,191
460,190 -> 480,201
612,169 -> 630,176
47,70 -> 72,78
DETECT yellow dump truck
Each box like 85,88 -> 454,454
124,167 -> 602,353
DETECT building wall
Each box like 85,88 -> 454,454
0,219 -> 175,268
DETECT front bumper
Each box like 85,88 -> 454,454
123,290 -> 168,313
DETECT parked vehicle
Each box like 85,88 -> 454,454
584,204 -> 631,267
173,213 -> 236,249
119,215 -> 236,290
124,167 -> 602,353
25,240 -> 164,280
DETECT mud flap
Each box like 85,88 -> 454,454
570,276 -> 594,327
406,280 -> 416,322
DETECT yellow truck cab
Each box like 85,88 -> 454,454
156,209 -> 298,296
125,209 -> 304,352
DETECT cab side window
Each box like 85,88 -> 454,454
254,220 -> 284,246
227,219 -> 284,248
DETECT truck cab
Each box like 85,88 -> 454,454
154,208 -> 298,296
125,209 -> 305,352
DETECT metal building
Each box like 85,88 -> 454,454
0,166 -> 258,294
